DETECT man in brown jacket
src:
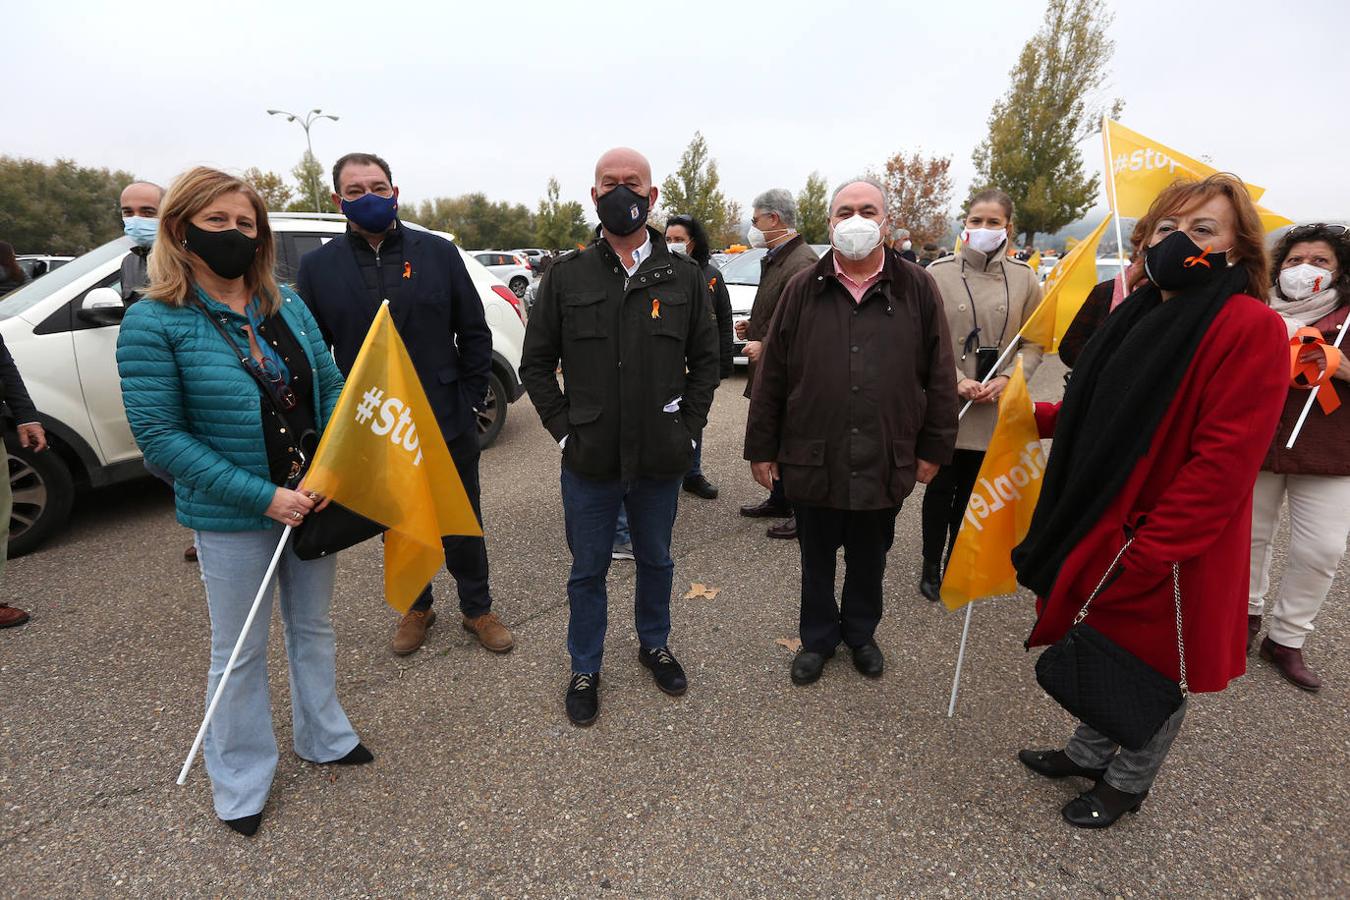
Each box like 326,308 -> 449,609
744,177 -> 958,685
736,188 -> 821,538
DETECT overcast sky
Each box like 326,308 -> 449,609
7,0 -> 1347,226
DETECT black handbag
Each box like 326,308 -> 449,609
192,300 -> 386,559
1034,537 -> 1187,752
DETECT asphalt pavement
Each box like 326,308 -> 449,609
1,363 -> 1346,898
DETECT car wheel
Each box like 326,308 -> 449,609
509,277 -> 528,299
476,371 -> 508,450
6,441 -> 76,557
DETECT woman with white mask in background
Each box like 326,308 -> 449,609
1248,224 -> 1350,691
918,189 -> 1045,601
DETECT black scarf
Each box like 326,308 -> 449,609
1011,265 -> 1249,597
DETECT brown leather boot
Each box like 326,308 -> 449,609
1259,636 -> 1322,692
390,609 -> 436,656
463,611 -> 514,653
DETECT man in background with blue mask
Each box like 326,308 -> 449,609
296,152 -> 512,659
118,181 -> 163,303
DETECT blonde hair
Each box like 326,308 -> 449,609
145,166 -> 280,313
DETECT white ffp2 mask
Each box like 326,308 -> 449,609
831,215 -> 883,261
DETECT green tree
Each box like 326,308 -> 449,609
0,156 -> 135,254
874,151 -> 954,247
242,167 -> 294,211
796,171 -> 830,244
660,131 -> 732,244
970,0 -> 1119,246
407,193 -> 536,249
533,177 -> 592,249
284,152 -> 337,213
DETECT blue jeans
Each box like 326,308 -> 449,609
561,466 -> 680,673
686,435 -> 704,479
614,507 -> 631,547
195,529 -> 359,819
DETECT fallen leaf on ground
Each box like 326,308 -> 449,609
682,582 -> 721,601
775,637 -> 802,652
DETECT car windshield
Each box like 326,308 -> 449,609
0,238 -> 132,320
719,249 -> 768,285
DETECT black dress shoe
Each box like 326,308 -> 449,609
682,474 -> 719,499
639,646 -> 688,696
791,650 -> 831,685
740,497 -> 791,518
301,742 -> 374,765
851,642 -> 884,678
566,672 -> 600,727
1018,748 -> 1107,781
919,559 -> 942,602
1061,781 -> 1147,829
221,812 -> 263,837
766,515 -> 797,540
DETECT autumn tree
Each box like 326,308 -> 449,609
285,152 -> 337,213
872,151 -> 954,247
533,177 -> 592,249
660,131 -> 739,247
970,0 -> 1119,246
795,172 -> 830,244
242,167 -> 294,211
0,156 -> 135,254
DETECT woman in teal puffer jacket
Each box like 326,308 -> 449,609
117,167 -> 368,838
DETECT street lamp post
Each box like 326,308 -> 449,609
266,108 -> 340,212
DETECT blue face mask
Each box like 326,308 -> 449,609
340,191 -> 399,233
123,216 -> 159,248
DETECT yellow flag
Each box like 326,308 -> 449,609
941,358 -> 1045,610
1102,119 -> 1291,231
303,303 -> 483,613
1026,250 -> 1041,273
1019,215 -> 1111,353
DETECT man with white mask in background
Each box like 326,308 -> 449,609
743,177 -> 958,685
119,181 -> 164,303
736,188 -> 819,539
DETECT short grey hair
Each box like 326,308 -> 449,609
752,188 -> 796,227
830,176 -> 889,214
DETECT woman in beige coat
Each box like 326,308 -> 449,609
918,189 -> 1045,600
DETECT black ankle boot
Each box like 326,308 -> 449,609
1061,781 -> 1148,829
222,812 -> 263,837
919,560 -> 942,602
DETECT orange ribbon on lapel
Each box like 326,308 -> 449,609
402,262 -> 412,279
1289,326 -> 1342,415
651,298 -> 661,319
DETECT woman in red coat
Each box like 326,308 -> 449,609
1011,175 -> 1289,829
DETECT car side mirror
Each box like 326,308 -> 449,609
77,287 -> 127,326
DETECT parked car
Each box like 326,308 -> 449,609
511,248 -> 549,266
470,251 -> 534,299
723,244 -> 829,365
0,213 -> 526,557
16,255 -> 74,282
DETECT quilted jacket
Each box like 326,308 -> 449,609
116,285 -> 344,532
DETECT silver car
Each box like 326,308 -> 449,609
471,250 -> 535,298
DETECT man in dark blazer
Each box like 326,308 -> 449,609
296,152 -> 512,657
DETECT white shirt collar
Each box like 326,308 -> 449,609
621,232 -> 653,276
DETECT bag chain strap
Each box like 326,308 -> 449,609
1071,536 -> 1188,695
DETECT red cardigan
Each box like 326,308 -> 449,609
1027,295 -> 1288,692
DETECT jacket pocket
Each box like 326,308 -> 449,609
563,403 -> 603,467
778,438 -> 828,505
887,439 -> 917,505
646,287 -> 689,340
562,290 -> 606,340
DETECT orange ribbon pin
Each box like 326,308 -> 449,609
1289,326 -> 1342,415
1183,246 -> 1213,269
651,298 -> 661,319
402,262 -> 412,279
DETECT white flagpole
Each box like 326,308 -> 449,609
176,525 -> 294,786
1286,324 -> 1349,449
947,602 -> 975,717
1101,116 -> 1130,297
957,342 -> 1022,421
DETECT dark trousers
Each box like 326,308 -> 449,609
770,477 -> 791,511
795,504 -> 901,654
561,466 -> 680,673
409,429 -> 492,617
919,449 -> 985,564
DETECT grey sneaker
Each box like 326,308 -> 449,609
611,543 -> 635,561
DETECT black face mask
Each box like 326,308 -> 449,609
595,185 -> 649,236
1144,229 -> 1228,292
185,222 -> 259,280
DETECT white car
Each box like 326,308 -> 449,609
0,213 -> 526,556
469,251 -> 535,299
15,255 -> 74,283
722,245 -> 829,365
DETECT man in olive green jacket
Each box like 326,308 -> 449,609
737,188 -> 820,535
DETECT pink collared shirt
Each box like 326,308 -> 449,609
832,252 -> 885,303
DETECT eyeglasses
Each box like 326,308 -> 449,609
248,356 -> 297,412
1285,223 -> 1348,240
